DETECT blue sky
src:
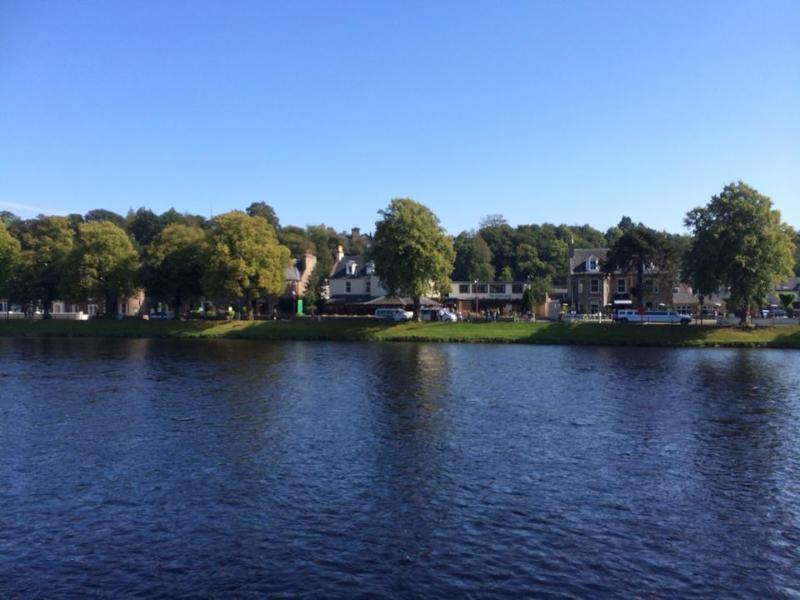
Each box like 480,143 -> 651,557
1,0 -> 798,235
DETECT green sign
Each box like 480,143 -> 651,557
296,299 -> 303,315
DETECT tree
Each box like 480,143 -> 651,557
85,209 -> 126,229
793,228 -> 800,276
684,182 -> 795,323
371,198 -> 455,320
245,202 -> 280,229
141,224 -> 208,317
498,265 -> 514,281
0,222 -> 21,299
278,225 -> 317,258
452,232 -> 494,281
203,211 -> 290,320
126,207 -> 162,247
779,293 -> 795,317
13,216 -> 75,316
0,211 -> 19,228
71,221 -> 139,316
522,276 -> 551,315
603,225 -> 665,310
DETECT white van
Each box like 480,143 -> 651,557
614,309 -> 691,325
374,308 -> 414,322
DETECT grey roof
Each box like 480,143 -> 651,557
569,248 -> 609,274
330,255 -> 375,279
775,277 -> 800,292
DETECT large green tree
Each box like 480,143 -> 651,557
0,222 -> 21,299
603,224 -> 667,310
684,182 -> 795,323
245,202 -> 280,229
452,231 -> 494,281
371,198 -> 455,319
72,221 -> 139,316
203,211 -> 290,320
13,216 -> 75,316
141,224 -> 209,317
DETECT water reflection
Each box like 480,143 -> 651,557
1,339 -> 799,597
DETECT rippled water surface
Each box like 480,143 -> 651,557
1,338 -> 799,597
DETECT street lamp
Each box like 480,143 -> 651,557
473,279 -> 479,317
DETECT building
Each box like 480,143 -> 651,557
446,281 -> 564,318
568,247 -> 672,315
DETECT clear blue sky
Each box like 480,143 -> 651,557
1,0 -> 798,235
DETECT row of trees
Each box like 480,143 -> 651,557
0,182 -> 796,322
0,210 -> 290,319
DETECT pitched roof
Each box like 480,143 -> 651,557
569,248 -> 609,274
330,255 -> 375,279
775,277 -> 800,292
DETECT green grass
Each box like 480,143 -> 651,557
1,318 -> 800,348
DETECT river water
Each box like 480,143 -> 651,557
1,338 -> 798,597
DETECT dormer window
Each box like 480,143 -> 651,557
587,256 -> 599,271
365,261 -> 375,276
346,260 -> 358,276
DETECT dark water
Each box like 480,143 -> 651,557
1,338 -> 799,598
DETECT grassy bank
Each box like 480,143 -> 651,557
1,318 -> 800,348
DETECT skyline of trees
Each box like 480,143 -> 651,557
0,181 -> 798,316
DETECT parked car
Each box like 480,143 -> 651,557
420,308 -> 458,322
374,308 -> 414,322
614,309 -> 691,325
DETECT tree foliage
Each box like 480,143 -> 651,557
0,222 -> 21,298
452,232 -> 494,281
12,216 -> 75,314
203,211 -> 290,319
684,182 -> 795,322
603,224 -> 677,309
141,224 -> 209,316
245,202 -> 280,229
71,221 -> 139,315
371,198 -> 455,318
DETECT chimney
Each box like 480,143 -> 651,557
351,227 -> 360,240
568,236 -> 575,258
336,244 -> 345,263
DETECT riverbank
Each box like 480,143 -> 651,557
1,319 -> 800,348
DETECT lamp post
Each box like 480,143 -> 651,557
473,279 -> 479,318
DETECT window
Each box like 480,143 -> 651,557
345,281 -> 351,293
578,281 -> 583,294
511,284 -> 523,294
473,284 -> 488,294
578,304 -> 585,314
617,279 -> 626,294
459,284 -> 470,293
644,279 -> 659,293
590,302 -> 599,314
88,304 -> 98,316
365,262 -> 375,275
587,257 -> 598,271
590,279 -> 599,294
366,280 -> 371,294
53,302 -> 65,314
490,283 -> 506,294
346,260 -> 357,275
0,302 -> 6,312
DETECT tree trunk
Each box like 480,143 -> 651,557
173,293 -> 182,320
106,292 -> 117,318
414,296 -> 421,321
698,294 -> 704,326
245,289 -> 254,321
636,260 -> 645,311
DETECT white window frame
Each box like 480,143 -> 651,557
590,279 -> 599,294
617,279 -> 626,294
